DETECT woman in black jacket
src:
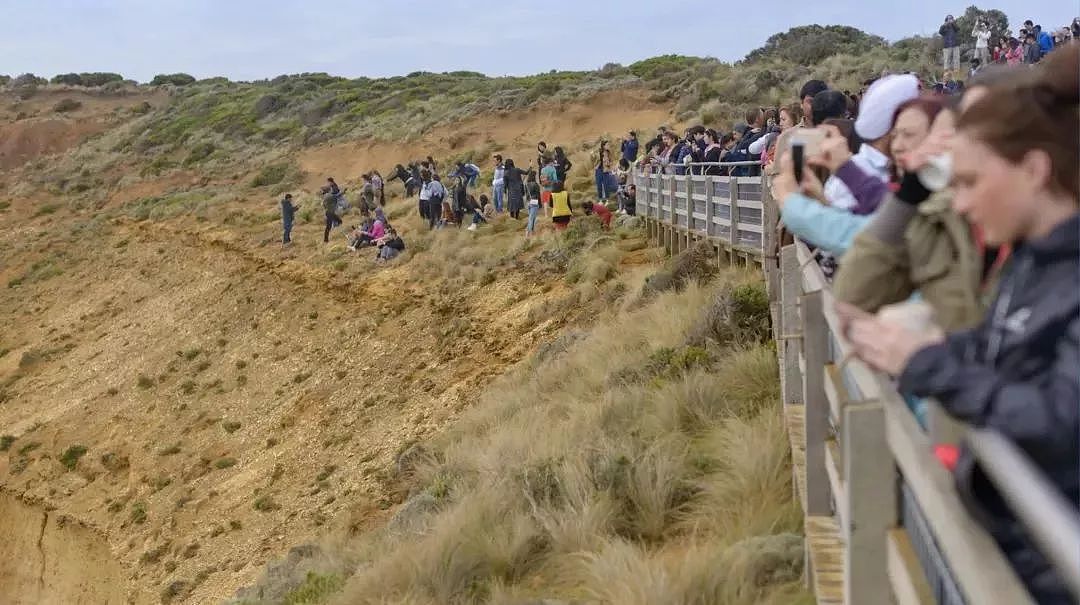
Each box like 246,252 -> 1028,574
843,47 -> 1079,604
553,146 -> 572,185
503,159 -> 527,219
701,128 -> 725,176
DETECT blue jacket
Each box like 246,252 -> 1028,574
621,138 -> 639,162
899,213 -> 1079,604
1037,31 -> 1054,56
452,164 -> 480,178
780,193 -> 871,256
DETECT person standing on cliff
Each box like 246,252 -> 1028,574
280,193 -> 299,246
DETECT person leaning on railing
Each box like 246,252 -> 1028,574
832,66 -> 1030,333
839,45 -> 1080,605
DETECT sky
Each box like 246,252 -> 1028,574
1,0 -> 1075,82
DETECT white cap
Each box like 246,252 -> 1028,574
854,74 -> 920,141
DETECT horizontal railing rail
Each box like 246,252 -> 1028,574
635,171 -> 1079,605
967,429 -> 1080,600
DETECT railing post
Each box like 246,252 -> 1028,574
802,290 -> 831,516
780,245 -> 803,407
843,402 -> 896,605
704,175 -> 714,240
729,177 -> 740,251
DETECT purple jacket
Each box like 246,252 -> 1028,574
833,160 -> 891,215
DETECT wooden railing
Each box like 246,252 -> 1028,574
635,168 -> 1079,605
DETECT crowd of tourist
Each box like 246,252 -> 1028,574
278,138 -> 641,258
546,15 -> 1075,599
631,34 -> 1077,603
267,15 -> 1080,601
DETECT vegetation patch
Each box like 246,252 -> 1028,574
59,444 -> 89,470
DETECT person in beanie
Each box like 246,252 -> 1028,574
280,193 -> 299,246
821,73 -> 920,214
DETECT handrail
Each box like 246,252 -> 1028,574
635,171 -> 1080,605
967,429 -> 1080,600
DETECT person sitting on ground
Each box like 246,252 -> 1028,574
623,184 -> 637,216
347,216 -> 385,250
280,193 -> 299,246
375,227 -> 405,262
465,193 -> 487,231
480,193 -> 496,221
550,182 -> 573,231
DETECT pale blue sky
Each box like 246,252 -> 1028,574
1,1 -> 1075,81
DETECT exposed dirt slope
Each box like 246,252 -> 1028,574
0,88 -> 671,604
0,88 -> 165,171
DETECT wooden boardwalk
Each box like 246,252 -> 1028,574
785,403 -> 845,605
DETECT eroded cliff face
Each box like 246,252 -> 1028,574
0,491 -> 127,604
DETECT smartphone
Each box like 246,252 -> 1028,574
792,143 -> 805,184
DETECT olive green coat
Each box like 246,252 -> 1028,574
834,192 -> 993,332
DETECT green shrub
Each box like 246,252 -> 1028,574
58,445 -> 89,470
283,572 -> 345,605
251,163 -> 291,187
0,435 -> 14,451
53,99 -> 82,113
130,501 -> 147,524
215,457 -> 238,469
183,142 -> 216,165
150,73 -> 196,87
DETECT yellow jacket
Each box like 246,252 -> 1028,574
551,191 -> 572,218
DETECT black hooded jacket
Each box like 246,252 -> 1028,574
900,213 -> 1080,604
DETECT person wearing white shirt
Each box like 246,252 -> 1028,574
824,74 -> 920,213
974,22 -> 992,66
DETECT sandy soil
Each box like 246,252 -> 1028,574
0,87 -> 671,604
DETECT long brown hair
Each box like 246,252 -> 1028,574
958,44 -> 1079,201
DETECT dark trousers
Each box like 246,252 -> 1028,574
323,210 -> 340,242
419,198 -> 428,220
427,199 -> 442,229
283,220 -> 293,243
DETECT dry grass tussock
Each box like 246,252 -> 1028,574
303,268 -> 805,604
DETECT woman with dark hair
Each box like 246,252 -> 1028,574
553,146 -> 572,185
503,158 -> 527,220
842,47 -> 1079,604
701,129 -> 725,176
